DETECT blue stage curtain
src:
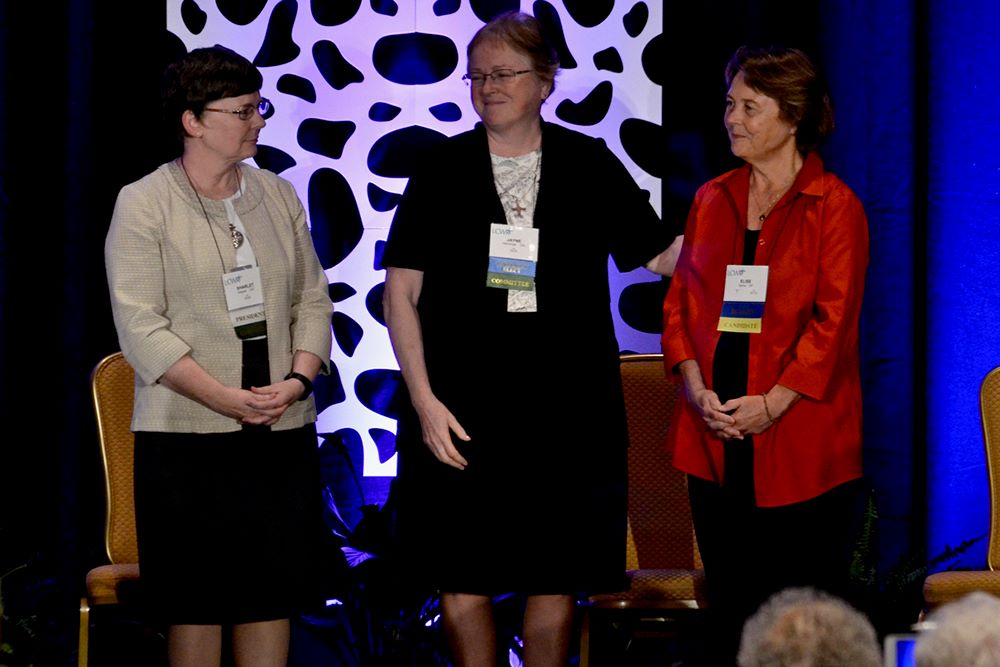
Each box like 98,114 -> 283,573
819,0 -> 923,572
824,0 -> 1000,573
0,2 -> 168,659
924,0 -> 1000,567
0,4 -> 91,659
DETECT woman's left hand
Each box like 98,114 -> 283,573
244,380 -> 304,425
722,385 -> 800,436
720,395 -> 773,436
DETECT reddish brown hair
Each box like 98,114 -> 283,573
726,46 -> 834,153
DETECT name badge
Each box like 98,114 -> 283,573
486,223 -> 539,291
223,265 -> 267,339
717,264 -> 768,334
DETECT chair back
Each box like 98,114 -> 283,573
984,367 -> 1000,571
91,352 -> 138,565
620,354 -> 700,570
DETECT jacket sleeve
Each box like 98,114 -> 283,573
283,179 -> 333,374
105,182 -> 192,385
600,143 -> 672,272
777,183 -> 869,400
383,167 -> 437,272
660,187 -> 704,373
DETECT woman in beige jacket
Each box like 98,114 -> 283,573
105,46 -> 332,666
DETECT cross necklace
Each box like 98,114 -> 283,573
494,151 -> 541,219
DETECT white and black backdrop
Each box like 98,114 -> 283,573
166,0 -> 665,516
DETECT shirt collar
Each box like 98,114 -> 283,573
717,150 -> 827,202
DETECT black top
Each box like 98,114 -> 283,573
712,228 -> 760,504
712,228 -> 760,403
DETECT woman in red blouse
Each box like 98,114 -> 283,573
661,46 -> 869,665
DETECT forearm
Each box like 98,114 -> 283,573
158,354 -> 230,413
290,350 -> 324,382
272,349 -> 325,403
762,383 -> 800,421
645,234 -> 684,277
384,268 -> 436,408
386,301 -> 435,408
678,359 -> 707,394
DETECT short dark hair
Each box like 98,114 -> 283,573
468,11 -> 560,96
725,46 -> 834,153
161,45 -> 263,146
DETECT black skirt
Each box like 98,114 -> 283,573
133,425 -> 325,625
133,340 -> 325,624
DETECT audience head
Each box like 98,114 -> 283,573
737,587 -> 881,667
916,591 -> 1000,667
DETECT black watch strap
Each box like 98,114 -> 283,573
284,371 -> 313,401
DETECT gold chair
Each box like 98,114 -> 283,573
922,365 -> 1000,612
579,353 -> 707,666
78,352 -> 142,667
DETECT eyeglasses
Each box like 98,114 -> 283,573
203,98 -> 273,121
462,69 -> 533,87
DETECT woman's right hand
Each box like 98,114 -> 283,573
213,386 -> 283,426
384,267 -> 472,470
678,360 -> 741,440
159,355 -> 282,425
690,388 -> 742,440
413,395 -> 471,470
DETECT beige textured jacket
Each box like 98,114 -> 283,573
106,160 -> 333,433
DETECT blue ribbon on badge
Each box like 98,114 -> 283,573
487,256 -> 536,278
721,301 -> 765,318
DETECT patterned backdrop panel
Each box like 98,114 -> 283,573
166,0 -> 663,503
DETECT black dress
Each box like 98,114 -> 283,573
383,123 -> 671,595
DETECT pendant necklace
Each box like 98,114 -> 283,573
179,158 -> 243,272
751,177 -> 793,223
182,160 -> 244,248
229,224 -> 244,250
495,151 -> 541,219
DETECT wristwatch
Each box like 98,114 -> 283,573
284,371 -> 314,401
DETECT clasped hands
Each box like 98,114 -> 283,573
691,388 -> 774,440
226,379 -> 304,426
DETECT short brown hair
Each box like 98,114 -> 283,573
468,11 -> 560,96
725,46 -> 834,153
162,45 -> 263,148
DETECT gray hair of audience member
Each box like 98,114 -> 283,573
737,587 -> 881,667
915,591 -> 1000,667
